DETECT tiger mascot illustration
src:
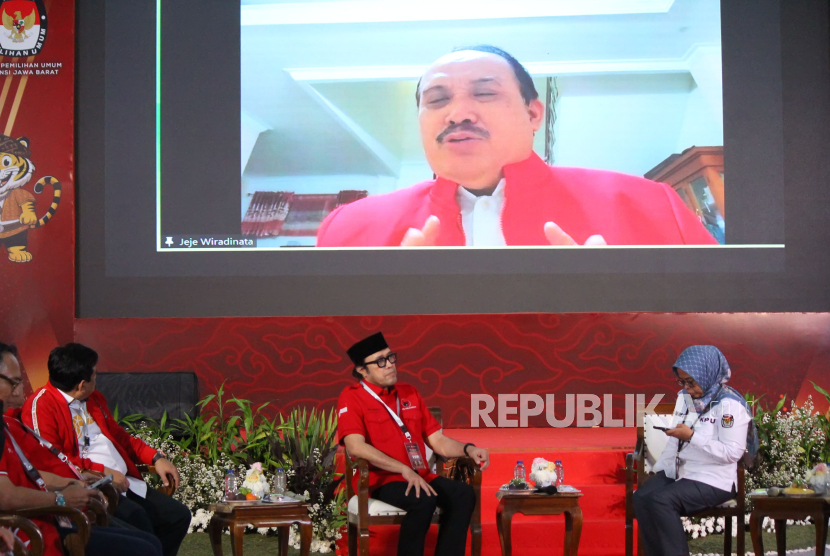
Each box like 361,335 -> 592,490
0,135 -> 61,262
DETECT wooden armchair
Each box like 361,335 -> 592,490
344,407 -> 482,556
1,506 -> 91,556
624,402 -> 746,556
0,515 -> 44,556
135,464 -> 177,497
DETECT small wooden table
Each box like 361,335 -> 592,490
495,490 -> 583,556
207,500 -> 313,556
748,494 -> 829,556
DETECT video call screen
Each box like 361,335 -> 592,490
234,0 -> 734,250
77,0 -> 828,317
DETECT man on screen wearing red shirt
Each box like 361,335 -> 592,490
317,45 -> 717,248
338,332 -> 490,556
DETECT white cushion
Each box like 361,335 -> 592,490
347,495 -> 443,518
643,414 -> 674,473
348,496 -> 406,516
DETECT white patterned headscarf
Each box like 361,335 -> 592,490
673,345 -> 758,456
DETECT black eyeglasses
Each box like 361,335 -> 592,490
0,374 -> 23,390
676,378 -> 697,388
363,353 -> 397,369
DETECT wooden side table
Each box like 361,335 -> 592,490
748,495 -> 829,556
207,500 -> 313,556
495,491 -> 583,556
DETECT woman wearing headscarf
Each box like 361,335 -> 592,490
633,345 -> 757,556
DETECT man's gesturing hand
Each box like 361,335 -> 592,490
402,468 -> 437,498
154,458 -> 181,489
401,216 -> 440,247
544,222 -> 606,246
468,447 -> 491,471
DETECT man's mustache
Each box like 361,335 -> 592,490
436,122 -> 490,143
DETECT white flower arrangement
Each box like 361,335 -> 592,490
241,462 -> 270,499
128,409 -> 346,552
805,462 -> 829,494
529,457 -> 558,487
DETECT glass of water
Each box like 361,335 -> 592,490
273,468 -> 287,501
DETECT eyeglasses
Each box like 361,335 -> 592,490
0,374 -> 23,390
363,353 -> 397,369
676,378 -> 698,388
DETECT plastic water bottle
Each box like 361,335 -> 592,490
273,468 -> 287,500
224,469 -> 238,500
555,460 -> 564,487
514,460 -> 526,482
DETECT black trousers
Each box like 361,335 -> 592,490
59,520 -> 163,556
633,471 -> 735,556
372,476 -> 476,556
86,524 -> 164,556
113,488 -> 191,556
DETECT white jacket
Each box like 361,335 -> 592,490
653,394 -> 750,492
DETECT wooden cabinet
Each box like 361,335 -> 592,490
646,146 -> 724,244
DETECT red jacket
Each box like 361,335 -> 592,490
21,382 -> 157,478
317,153 -> 717,247
4,408 -> 80,479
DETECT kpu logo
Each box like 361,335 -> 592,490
0,0 -> 47,57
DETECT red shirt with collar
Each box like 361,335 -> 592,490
21,382 -> 157,478
4,410 -> 81,479
0,419 -> 65,556
316,152 -> 718,247
337,381 -> 442,493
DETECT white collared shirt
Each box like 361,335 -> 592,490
455,179 -> 507,247
59,390 -> 147,498
653,395 -> 751,492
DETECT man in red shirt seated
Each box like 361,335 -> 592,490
22,343 -> 190,556
338,332 -> 490,556
317,45 -> 717,248
0,341 -> 167,556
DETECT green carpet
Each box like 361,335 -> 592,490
688,524 -> 819,554
180,526 -> 821,556
179,531 -> 328,556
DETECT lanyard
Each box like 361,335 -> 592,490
68,400 -> 90,456
361,381 -> 412,442
5,425 -> 47,491
675,387 -> 721,477
21,422 -> 84,480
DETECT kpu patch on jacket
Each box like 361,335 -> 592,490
721,414 -> 734,428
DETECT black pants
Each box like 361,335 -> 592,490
372,476 -> 476,556
86,524 -> 164,556
633,471 -> 735,556
113,488 -> 190,556
59,520 -> 163,556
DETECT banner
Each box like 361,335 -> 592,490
0,0 -> 74,391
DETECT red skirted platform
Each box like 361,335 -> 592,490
343,427 -> 636,556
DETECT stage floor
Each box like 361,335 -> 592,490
443,426 -> 637,451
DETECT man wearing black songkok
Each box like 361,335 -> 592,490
337,332 -> 489,556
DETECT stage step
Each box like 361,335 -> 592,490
336,428 -> 635,556
356,518 -> 627,556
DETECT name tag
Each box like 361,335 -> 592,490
404,441 -> 426,471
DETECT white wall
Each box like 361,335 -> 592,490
551,72 -> 720,177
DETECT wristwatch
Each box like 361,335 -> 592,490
55,492 -> 66,506
152,451 -> 167,464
